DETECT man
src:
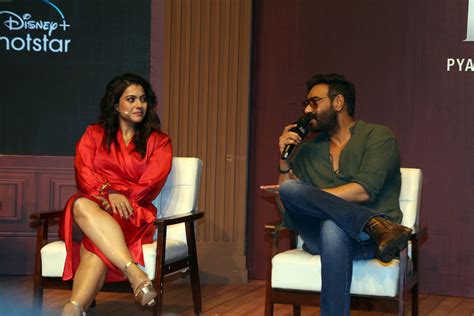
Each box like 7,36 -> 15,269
261,73 -> 411,315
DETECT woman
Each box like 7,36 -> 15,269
59,73 -> 172,316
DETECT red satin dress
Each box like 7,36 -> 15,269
59,124 -> 172,282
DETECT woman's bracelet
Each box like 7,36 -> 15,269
99,182 -> 111,196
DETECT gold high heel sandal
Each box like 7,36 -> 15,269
67,300 -> 86,316
124,261 -> 157,307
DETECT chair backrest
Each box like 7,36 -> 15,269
399,168 -> 423,229
152,157 -> 203,242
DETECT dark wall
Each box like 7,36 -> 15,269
0,0 -> 153,275
248,0 -> 474,297
0,0 -> 150,156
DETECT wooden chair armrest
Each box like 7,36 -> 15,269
409,225 -> 428,245
153,210 -> 204,227
266,196 -> 298,249
264,220 -> 289,234
31,210 -> 63,280
152,210 -> 204,279
30,209 -> 63,221
264,220 -> 298,256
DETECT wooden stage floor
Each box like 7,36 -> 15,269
0,276 -> 472,315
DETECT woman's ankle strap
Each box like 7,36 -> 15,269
69,300 -> 86,316
123,260 -> 137,278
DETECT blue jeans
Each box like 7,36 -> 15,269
279,180 -> 380,316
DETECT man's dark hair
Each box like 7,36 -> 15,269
306,73 -> 356,116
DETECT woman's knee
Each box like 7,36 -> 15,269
73,198 -> 87,218
73,197 -> 98,220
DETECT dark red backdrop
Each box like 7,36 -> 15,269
247,0 -> 474,297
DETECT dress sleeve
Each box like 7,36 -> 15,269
352,127 -> 400,202
74,126 -> 110,196
128,134 -> 173,204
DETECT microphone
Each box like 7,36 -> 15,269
280,112 -> 314,160
117,110 -> 129,115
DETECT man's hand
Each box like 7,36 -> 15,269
108,193 -> 134,220
321,183 -> 370,203
260,184 -> 280,195
279,123 -> 302,155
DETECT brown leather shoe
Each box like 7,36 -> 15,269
364,216 -> 412,263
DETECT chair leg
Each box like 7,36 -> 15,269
152,274 -> 164,316
32,279 -> 43,312
398,300 -> 406,316
153,221 -> 167,316
186,221 -> 202,314
398,248 -> 409,316
293,305 -> 301,316
33,221 -> 47,312
264,279 -> 273,316
411,284 -> 419,316
189,261 -> 202,314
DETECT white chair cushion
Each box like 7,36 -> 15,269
142,241 -> 188,280
41,241 -> 67,277
271,249 -> 401,297
41,240 -> 188,279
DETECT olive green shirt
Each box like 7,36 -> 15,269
285,120 -> 402,229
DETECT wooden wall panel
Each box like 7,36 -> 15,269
0,171 -> 36,231
37,173 -> 76,211
0,179 -> 24,221
161,0 -> 252,283
0,156 -> 74,274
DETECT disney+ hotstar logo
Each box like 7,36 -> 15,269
0,0 -> 71,53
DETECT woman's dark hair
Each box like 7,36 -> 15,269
306,73 -> 356,117
98,73 -> 161,158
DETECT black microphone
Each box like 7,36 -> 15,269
280,112 -> 314,160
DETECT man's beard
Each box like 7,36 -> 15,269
309,106 -> 339,134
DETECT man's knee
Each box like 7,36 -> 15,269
279,179 -> 300,201
320,220 -> 347,245
320,220 -> 353,265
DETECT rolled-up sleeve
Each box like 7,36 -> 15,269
352,128 -> 400,203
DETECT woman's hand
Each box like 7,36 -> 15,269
92,195 -> 111,212
108,193 -> 134,220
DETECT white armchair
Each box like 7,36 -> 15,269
265,168 -> 427,316
31,157 -> 204,315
